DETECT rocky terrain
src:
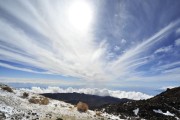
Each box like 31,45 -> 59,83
0,83 -> 122,120
41,92 -> 132,110
99,87 -> 180,120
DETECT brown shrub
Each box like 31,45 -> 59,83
29,98 -> 40,104
23,92 -> 29,98
2,86 -> 13,92
77,101 -> 88,112
29,96 -> 49,105
40,97 -> 49,105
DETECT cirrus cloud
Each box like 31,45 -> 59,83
0,0 -> 180,85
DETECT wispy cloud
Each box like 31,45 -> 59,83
176,28 -> 180,35
175,38 -> 180,46
154,45 -> 173,54
0,0 -> 180,85
158,61 -> 180,70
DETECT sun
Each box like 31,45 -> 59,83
68,1 -> 93,31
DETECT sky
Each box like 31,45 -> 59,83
0,0 -> 180,95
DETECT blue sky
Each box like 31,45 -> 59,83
0,0 -> 180,94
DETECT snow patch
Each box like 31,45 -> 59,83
153,109 -> 174,116
133,108 -> 139,115
102,112 -> 123,120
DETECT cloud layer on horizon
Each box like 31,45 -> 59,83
20,87 -> 152,100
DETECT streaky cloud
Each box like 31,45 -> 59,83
0,0 -> 179,84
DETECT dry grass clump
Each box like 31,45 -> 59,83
77,101 -> 88,112
29,97 -> 39,104
29,96 -> 49,105
40,97 -> 49,105
1,86 -> 13,92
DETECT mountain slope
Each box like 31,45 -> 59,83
99,87 -> 180,120
41,92 -> 132,110
0,84 -> 122,120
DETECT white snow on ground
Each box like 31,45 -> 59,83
133,108 -> 139,115
153,109 -> 174,116
101,112 -> 124,120
0,87 -> 123,120
20,87 -> 153,100
0,104 -> 14,117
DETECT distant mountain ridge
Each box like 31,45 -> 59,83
41,92 -> 132,110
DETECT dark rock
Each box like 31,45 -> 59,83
22,92 -> 29,98
56,118 -> 63,120
0,112 -> 6,120
1,86 -> 13,92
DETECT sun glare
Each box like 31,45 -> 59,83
68,1 -> 93,31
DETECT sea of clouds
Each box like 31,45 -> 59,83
20,87 -> 153,100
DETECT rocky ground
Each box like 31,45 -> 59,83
99,87 -> 180,120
